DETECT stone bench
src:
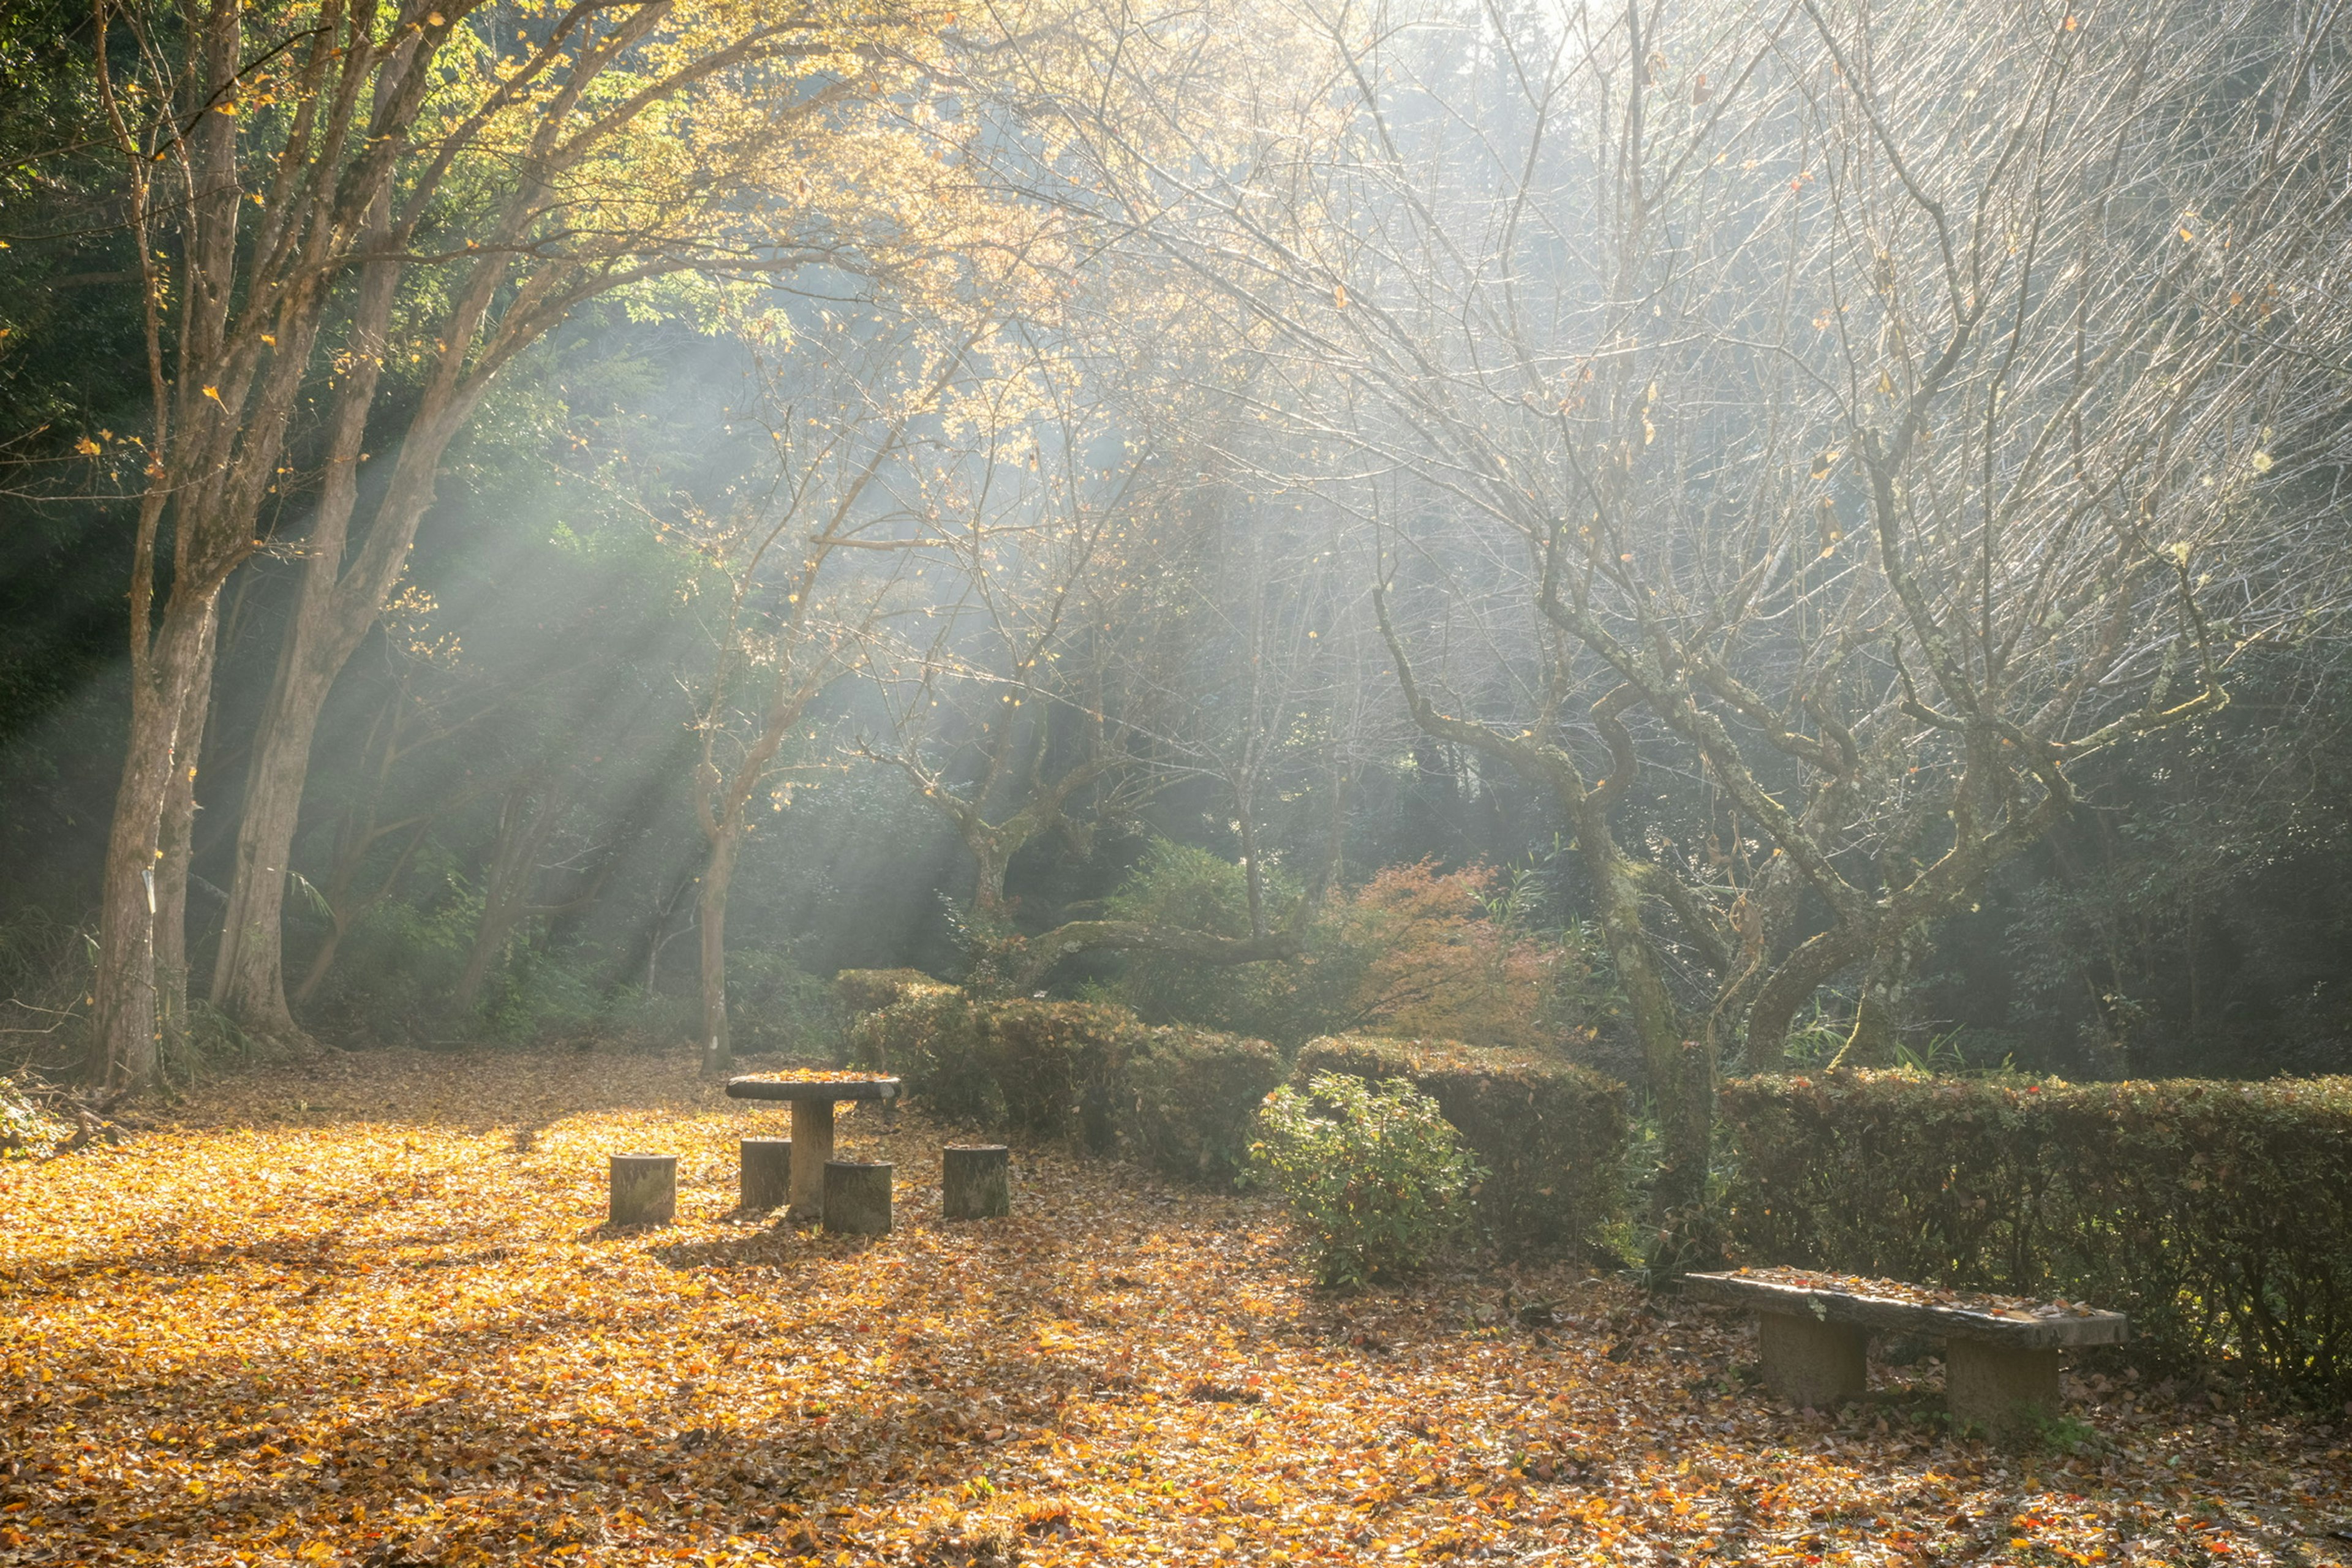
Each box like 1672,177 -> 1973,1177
1683,1268 -> 2127,1442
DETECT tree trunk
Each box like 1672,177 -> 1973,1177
1741,927 -> 1872,1072
208,649 -> 336,1040
1311,761 -> 1352,908
93,595 -> 218,1091
1237,793 -> 1268,939
154,617 -> 219,1075
1578,820 -> 1709,1245
698,827 -> 741,1072
968,831 -> 1008,920
1831,931 -> 1917,1070
209,274 -> 473,1038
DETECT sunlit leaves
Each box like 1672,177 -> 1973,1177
4,1051 -> 2349,1564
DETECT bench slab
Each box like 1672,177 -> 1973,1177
1683,1270 -> 2127,1350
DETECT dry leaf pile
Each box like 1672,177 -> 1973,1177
5,1050 -> 2348,1567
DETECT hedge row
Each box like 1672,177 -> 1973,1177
1721,1071 -> 2352,1401
846,992 -> 1281,1189
1295,1035 -> 1626,1261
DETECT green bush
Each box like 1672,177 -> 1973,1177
835,967 -> 952,1015
1295,1035 -> 1626,1260
1252,1073 -> 1480,1287
1721,1071 -> 2352,1401
1117,1027 -> 1284,1188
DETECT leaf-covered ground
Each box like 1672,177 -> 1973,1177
5,1050 -> 2348,1567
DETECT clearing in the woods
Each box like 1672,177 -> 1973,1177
4,1052 -> 2347,1567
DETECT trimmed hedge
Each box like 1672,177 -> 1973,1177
1119,1027 -> 1284,1189
846,991 -> 1279,1188
978,1000 -> 1148,1147
1721,1071 -> 2352,1401
847,986 -> 989,1117
1295,1035 -> 1626,1260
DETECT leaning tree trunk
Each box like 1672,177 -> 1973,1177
209,646 -> 342,1041
698,826 -> 741,1072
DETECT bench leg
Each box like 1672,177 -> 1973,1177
790,1101 -> 834,1221
1945,1340 -> 2062,1444
1757,1311 -> 1868,1409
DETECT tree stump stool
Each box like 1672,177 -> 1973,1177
942,1145 -> 1011,1219
609,1153 -> 676,1226
823,1160 -> 893,1236
740,1137 -> 791,1212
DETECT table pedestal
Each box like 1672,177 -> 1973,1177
790,1099 -> 834,1219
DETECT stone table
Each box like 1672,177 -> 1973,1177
723,1075 -> 902,1220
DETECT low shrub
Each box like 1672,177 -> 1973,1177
1721,1071 -> 2352,1402
1295,1035 -> 1627,1260
1252,1072 -> 1480,1287
835,968 -> 953,1015
1117,1027 -> 1284,1188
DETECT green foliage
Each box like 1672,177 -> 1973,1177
979,1000 -> 1148,1148
1116,1027 -> 1284,1188
1251,1073 -> 1480,1287
1098,843 -> 1332,1039
1295,1035 -> 1627,1261
1721,1071 -> 2352,1402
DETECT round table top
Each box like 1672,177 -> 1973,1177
723,1074 -> 902,1103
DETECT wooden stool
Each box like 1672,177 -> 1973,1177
741,1137 -> 791,1211
823,1160 -> 893,1235
609,1153 -> 676,1226
943,1145 -> 1011,1219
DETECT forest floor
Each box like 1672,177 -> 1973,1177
4,1049 -> 2348,1568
